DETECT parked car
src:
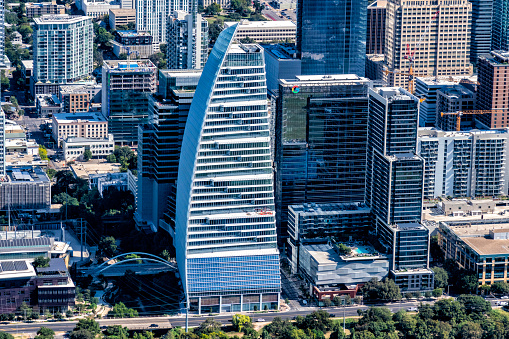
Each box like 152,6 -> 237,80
257,319 -> 266,322
407,307 -> 418,312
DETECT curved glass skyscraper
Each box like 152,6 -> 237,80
175,23 -> 281,314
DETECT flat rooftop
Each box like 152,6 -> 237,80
0,259 -> 36,280
289,202 -> 370,216
6,166 -> 50,183
416,75 -> 478,86
109,8 -> 135,15
116,30 -> 150,37
103,59 -> 156,71
53,112 -> 105,123
34,14 -> 89,24
280,74 -> 369,86
70,161 -> 121,179
262,43 -> 297,60
304,243 -> 386,263
418,127 -> 509,139
225,20 -> 296,29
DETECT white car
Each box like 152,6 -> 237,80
501,296 -> 509,299
257,318 -> 266,322
407,307 -> 418,312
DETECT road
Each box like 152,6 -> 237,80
0,301 -> 427,335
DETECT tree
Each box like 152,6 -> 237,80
431,267 -> 449,289
38,145 -> 48,160
36,327 -> 55,339
330,328 -> 345,339
103,325 -> 129,339
32,256 -> 50,268
458,322 -> 483,339
74,318 -> 100,335
456,294 -> 491,314
432,288 -> 443,298
106,154 -> 117,163
69,330 -> 94,339
491,281 -> 509,295
0,333 -> 14,339
209,18 -> 224,43
1,71 -> 9,91
204,2 -> 221,15
432,298 -> 466,323
295,310 -> 333,332
83,149 -> 92,161
46,168 -> 57,180
110,302 -> 139,318
232,314 -> 252,332
361,278 -> 401,301
194,318 -> 222,336
425,291 -> 432,298
240,37 -> 255,44
98,236 -> 117,258
405,292 -> 413,300
66,310 -> 74,318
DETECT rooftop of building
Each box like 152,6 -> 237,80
109,8 -> 135,15
116,30 -> 151,37
289,202 -> 370,215
371,87 -> 417,102
416,75 -> 478,86
418,127 -> 509,139
26,2 -> 63,7
368,0 -> 387,8
392,222 -> 427,231
304,243 -> 387,264
225,20 -> 296,29
35,258 -> 67,274
70,160 -> 121,179
5,166 -> 50,183
6,153 -> 49,167
0,259 -> 36,280
53,112 -> 105,123
59,84 -> 101,94
385,152 -> 422,162
21,60 -> 33,69
261,43 -> 297,60
479,51 -> 509,66
280,74 -> 369,86
34,14 -> 90,24
103,59 -> 156,71
437,85 -> 474,98
64,134 -> 113,144
366,54 -> 385,62
36,94 -> 61,107
229,44 -> 262,54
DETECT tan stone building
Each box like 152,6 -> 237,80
52,112 -> 108,147
384,0 -> 473,89
108,8 -> 136,29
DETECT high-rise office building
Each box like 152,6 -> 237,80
101,60 -> 157,144
135,69 -> 202,233
296,0 -> 367,76
0,110 -> 5,177
175,24 -> 281,314
469,0 -> 493,65
275,75 -> 371,243
167,10 -> 208,70
477,51 -> 509,128
366,87 -> 433,291
33,15 -> 93,84
0,0 -> 9,69
435,85 -> 475,131
384,0 -> 472,88
136,0 -> 190,48
492,0 -> 509,51
367,0 -> 386,55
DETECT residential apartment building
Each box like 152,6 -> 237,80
469,0 -> 493,65
59,84 -> 102,113
435,85 -> 476,131
418,128 -> 509,199
275,75 -> 371,243
0,110 -> 5,177
384,0 -> 472,88
136,0 -> 189,48
135,69 -> 202,233
21,60 -> 33,89
296,0 -> 366,76
366,0 -> 386,55
174,25 -> 281,314
101,60 -> 157,144
111,31 -> 154,58
366,87 -> 433,292
26,2 -> 65,18
33,15 -> 93,84
492,0 -> 509,51
52,112 -> 108,146
35,94 -> 62,117
476,51 -> 509,128
108,8 -> 135,29
167,11 -> 208,70
0,0 -> 8,69
224,20 -> 296,43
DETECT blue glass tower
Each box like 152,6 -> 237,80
175,23 -> 281,314
296,0 -> 367,76
493,0 -> 509,51
470,0 -> 493,64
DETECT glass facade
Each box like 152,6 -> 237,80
275,76 -> 370,243
470,0 -> 493,65
492,0 -> 509,51
296,0 -> 367,76
175,24 -> 280,314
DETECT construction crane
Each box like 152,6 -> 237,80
122,46 -> 140,70
398,10 -> 440,93
440,110 -> 504,131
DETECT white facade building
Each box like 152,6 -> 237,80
224,20 -> 296,43
80,0 -> 120,18
33,15 -> 93,84
62,134 -> 115,162
175,24 -> 281,314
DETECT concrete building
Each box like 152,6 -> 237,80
365,54 -> 384,82
299,243 -> 389,299
108,8 -> 135,29
33,15 -> 93,84
224,20 -> 296,43
136,69 -> 201,233
136,0 -> 189,48
111,30 -> 154,58
384,0 -> 472,89
20,60 -> 33,90
89,171 -> 128,196
11,31 -> 21,45
0,167 -> 51,210
35,94 -> 62,118
287,203 -> 371,273
59,84 -> 102,113
476,51 -> 509,129
270,0 -> 295,10
469,0 -> 493,65
492,0 -> 509,51
26,2 -> 65,18
102,60 -> 157,144
262,43 -> 301,94
366,0 -> 386,55
438,219 -> 509,287
296,0 -> 366,76
174,25 -> 281,314
275,75 -> 371,243
435,85 -> 476,131
0,111 -> 6,178
199,0 -> 230,8
52,112 -> 108,147
79,0 -> 120,18
438,200 -> 495,217
417,128 -> 509,199
167,11 -> 208,70
0,0 -> 10,70
62,134 -> 115,162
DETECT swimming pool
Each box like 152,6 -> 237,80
353,246 -> 371,254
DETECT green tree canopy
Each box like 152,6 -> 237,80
98,236 -> 117,258
32,256 -> 50,268
431,267 -> 449,289
35,327 -> 55,339
74,318 -> 100,335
